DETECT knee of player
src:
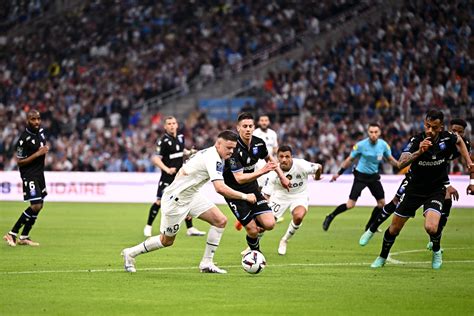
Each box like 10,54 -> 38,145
30,203 -> 43,213
424,223 -> 438,235
214,215 -> 227,228
264,221 -> 275,231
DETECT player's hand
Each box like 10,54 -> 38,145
166,167 -> 177,175
261,161 -> 277,174
446,185 -> 459,201
330,174 -> 339,182
37,146 -> 49,156
313,164 -> 323,181
246,193 -> 257,204
279,176 -> 291,191
467,184 -> 474,195
419,137 -> 432,153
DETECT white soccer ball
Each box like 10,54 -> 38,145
241,250 -> 266,274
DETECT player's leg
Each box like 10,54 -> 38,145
279,205 -> 307,255
423,191 -> 445,269
144,180 -> 167,237
17,200 -> 43,246
364,179 -> 385,231
323,198 -> 357,231
195,201 -> 228,274
427,194 -> 452,251
371,194 -> 418,268
185,215 -> 206,237
122,193 -> 184,272
4,178 -> 44,247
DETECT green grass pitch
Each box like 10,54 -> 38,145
1,201 -> 473,315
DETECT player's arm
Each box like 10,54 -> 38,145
265,155 -> 290,190
212,180 -> 257,203
232,160 -> 277,184
455,135 -> 473,167
386,155 -> 400,169
183,148 -> 197,156
312,163 -> 323,180
151,155 -> 176,175
17,146 -> 49,167
330,155 -> 354,182
397,137 -> 431,169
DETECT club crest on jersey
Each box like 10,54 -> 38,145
252,147 -> 258,155
439,142 -> 446,150
216,161 -> 223,172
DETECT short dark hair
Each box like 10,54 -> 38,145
368,122 -> 380,129
450,118 -> 467,129
277,145 -> 293,154
425,109 -> 444,122
238,112 -> 254,122
217,130 -> 238,141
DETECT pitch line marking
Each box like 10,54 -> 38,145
387,247 -> 471,264
1,259 -> 474,275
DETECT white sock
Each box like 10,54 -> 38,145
201,226 -> 224,264
127,236 -> 164,257
283,220 -> 300,241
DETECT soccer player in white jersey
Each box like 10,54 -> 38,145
121,131 -> 257,273
261,145 -> 322,255
253,115 -> 278,188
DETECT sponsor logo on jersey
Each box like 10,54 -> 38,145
439,142 -> 446,150
296,174 -> 302,179
216,161 -> 223,172
252,147 -> 258,155
418,158 -> 445,167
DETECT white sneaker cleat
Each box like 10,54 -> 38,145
199,262 -> 227,274
143,225 -> 152,237
186,227 -> 206,236
17,237 -> 39,246
278,239 -> 287,255
121,249 -> 137,273
3,233 -> 17,247
240,246 -> 251,256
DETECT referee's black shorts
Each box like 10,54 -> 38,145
349,170 -> 384,201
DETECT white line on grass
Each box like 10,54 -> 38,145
2,259 -> 474,275
387,247 -> 471,264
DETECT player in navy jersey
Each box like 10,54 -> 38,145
144,116 -> 205,237
323,123 -> 399,231
223,112 -> 290,254
3,110 -> 48,247
370,110 -> 473,269
360,118 -> 472,248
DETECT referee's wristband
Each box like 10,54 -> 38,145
337,168 -> 346,175
241,193 -> 248,201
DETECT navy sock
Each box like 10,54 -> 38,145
246,235 -> 260,251
21,212 -> 38,237
147,203 -> 160,226
11,207 -> 32,234
365,206 -> 382,231
369,201 -> 396,233
331,204 -> 348,217
185,218 -> 193,229
380,229 -> 398,259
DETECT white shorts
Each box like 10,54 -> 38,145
160,191 -> 215,236
268,195 -> 309,219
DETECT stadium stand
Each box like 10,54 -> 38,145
0,0 -> 471,173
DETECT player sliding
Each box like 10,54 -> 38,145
370,110 -> 474,269
121,131 -> 257,273
261,146 -> 322,255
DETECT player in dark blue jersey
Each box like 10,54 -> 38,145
3,110 -> 48,247
360,118 -> 472,250
370,110 -> 473,269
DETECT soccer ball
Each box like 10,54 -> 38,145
241,250 -> 266,274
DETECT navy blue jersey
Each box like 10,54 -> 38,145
403,131 -> 458,193
223,135 -> 269,193
16,127 -> 47,178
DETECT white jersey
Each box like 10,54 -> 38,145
262,158 -> 320,199
253,128 -> 278,155
165,146 -> 224,202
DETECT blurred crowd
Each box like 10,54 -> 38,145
0,0 -> 472,175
